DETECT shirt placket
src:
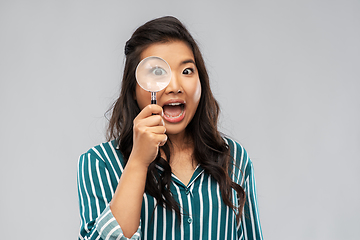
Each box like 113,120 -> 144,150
170,166 -> 204,239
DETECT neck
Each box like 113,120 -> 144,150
167,131 -> 192,152
166,131 -> 197,171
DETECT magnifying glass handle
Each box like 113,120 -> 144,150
151,92 -> 156,105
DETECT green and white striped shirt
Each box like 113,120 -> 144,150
77,137 -> 263,240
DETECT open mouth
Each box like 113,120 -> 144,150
162,102 -> 185,122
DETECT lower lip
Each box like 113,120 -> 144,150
163,109 -> 186,123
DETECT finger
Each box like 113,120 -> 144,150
147,115 -> 165,126
135,114 -> 164,128
136,104 -> 164,120
158,134 -> 168,146
150,126 -> 166,134
159,140 -> 166,147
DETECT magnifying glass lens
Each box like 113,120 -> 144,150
136,56 -> 171,93
135,56 -> 171,104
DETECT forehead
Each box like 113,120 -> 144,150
140,41 -> 195,66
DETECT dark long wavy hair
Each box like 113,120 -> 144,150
107,16 -> 245,222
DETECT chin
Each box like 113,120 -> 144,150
164,124 -> 186,136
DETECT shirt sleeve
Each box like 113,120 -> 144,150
237,148 -> 264,240
77,152 -> 142,240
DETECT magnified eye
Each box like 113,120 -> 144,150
151,67 -> 167,76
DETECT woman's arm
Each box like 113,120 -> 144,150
78,105 -> 166,239
78,152 -> 136,240
225,138 -> 263,240
240,160 -> 263,240
110,104 -> 167,238
109,157 -> 148,238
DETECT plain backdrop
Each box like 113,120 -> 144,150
1,0 -> 359,239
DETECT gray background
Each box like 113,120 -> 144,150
1,0 -> 359,239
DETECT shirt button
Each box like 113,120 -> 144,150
187,217 -> 192,224
185,189 -> 190,195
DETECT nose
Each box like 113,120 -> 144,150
165,73 -> 182,94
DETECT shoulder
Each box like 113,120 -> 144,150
78,140 -> 126,173
223,136 -> 251,166
223,136 -> 254,183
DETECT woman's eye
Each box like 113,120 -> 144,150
182,68 -> 193,75
151,67 -> 167,76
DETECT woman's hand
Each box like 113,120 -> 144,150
130,104 -> 167,167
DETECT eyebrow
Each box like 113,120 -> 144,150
180,59 -> 196,65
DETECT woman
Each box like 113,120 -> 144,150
77,16 -> 263,240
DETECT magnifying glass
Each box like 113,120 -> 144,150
135,56 -> 171,104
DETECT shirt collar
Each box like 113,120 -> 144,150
156,163 -> 205,188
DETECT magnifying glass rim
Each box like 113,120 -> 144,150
135,56 -> 172,92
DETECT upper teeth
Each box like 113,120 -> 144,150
167,103 -> 182,106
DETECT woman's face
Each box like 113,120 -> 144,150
135,40 -> 202,137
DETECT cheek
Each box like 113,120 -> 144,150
191,80 -> 202,104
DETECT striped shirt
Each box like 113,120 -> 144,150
77,137 -> 263,240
